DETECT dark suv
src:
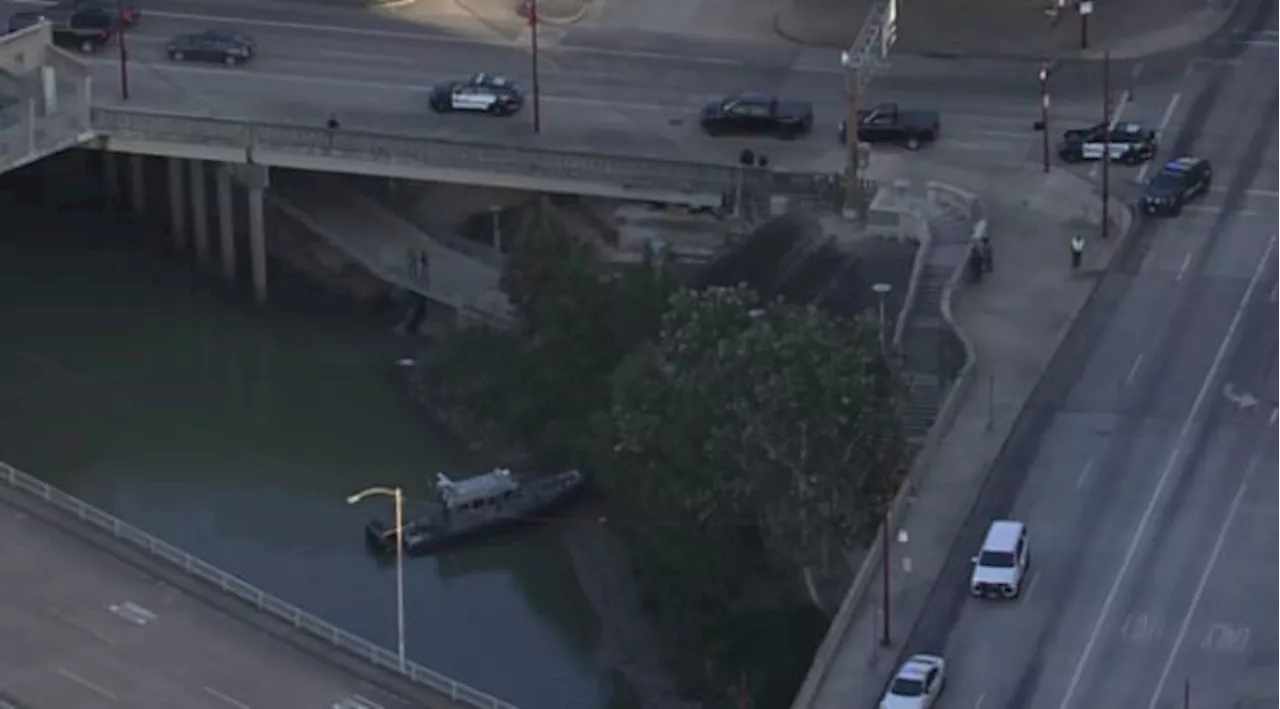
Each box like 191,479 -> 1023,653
6,7 -> 113,53
1142,157 -> 1212,216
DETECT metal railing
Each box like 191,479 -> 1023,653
0,460 -> 519,709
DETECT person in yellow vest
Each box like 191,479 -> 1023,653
1071,234 -> 1085,269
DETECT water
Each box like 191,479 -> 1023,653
0,155 -> 606,709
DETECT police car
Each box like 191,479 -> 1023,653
1142,156 -> 1212,216
429,73 -> 524,116
1058,121 -> 1158,165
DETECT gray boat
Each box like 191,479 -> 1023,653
363,467 -> 586,556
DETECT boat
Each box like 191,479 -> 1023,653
362,467 -> 586,556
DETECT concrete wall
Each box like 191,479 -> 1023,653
0,23 -> 51,76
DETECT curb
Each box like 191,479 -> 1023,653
788,184 -> 982,709
771,11 -> 847,48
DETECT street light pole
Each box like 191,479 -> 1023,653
346,486 -> 406,669
115,0 -> 129,100
1079,0 -> 1093,49
528,0 -> 541,134
1039,62 -> 1050,173
1101,51 -> 1111,240
871,281 -> 893,647
841,50 -> 862,217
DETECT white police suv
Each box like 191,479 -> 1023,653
429,73 -> 524,117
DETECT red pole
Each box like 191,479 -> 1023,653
1039,62 -> 1050,173
528,0 -> 541,134
1101,51 -> 1111,240
880,464 -> 891,646
115,0 -> 129,100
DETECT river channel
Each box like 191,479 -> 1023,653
0,160 -> 606,708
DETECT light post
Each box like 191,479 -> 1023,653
1101,51 -> 1112,239
346,486 -> 406,669
1078,0 -> 1093,49
841,50 -> 862,218
115,0 -> 129,100
871,281 -> 893,646
527,0 -> 542,133
488,205 -> 503,253
1039,62 -> 1050,173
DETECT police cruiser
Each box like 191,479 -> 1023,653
1059,121 -> 1157,165
1142,157 -> 1212,216
429,73 -> 524,117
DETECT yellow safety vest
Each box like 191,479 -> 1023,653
1071,236 -> 1085,253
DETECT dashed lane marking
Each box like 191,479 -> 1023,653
56,668 -> 118,700
1076,457 -> 1095,490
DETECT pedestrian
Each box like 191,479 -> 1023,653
967,243 -> 985,283
418,250 -> 430,286
1070,234 -> 1085,270
980,234 -> 994,273
326,113 -> 341,130
405,247 -> 417,280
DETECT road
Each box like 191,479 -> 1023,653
0,488 -> 460,709
896,1 -> 1279,708
4,0 -> 1140,171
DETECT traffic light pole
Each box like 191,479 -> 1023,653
528,0 -> 541,134
837,0 -> 894,218
1039,62 -> 1050,173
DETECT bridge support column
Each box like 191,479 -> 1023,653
167,158 -> 187,251
189,160 -> 210,266
245,165 -> 269,305
101,150 -> 120,207
128,154 -> 146,215
217,165 -> 236,283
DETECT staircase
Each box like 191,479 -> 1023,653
0,26 -> 93,176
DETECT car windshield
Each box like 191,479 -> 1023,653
1150,171 -> 1184,190
978,550 -> 1016,568
889,676 -> 925,697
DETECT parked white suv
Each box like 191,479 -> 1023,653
970,520 -> 1029,599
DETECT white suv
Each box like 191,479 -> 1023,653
969,520 -> 1029,599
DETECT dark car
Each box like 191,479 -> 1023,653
53,0 -> 140,28
1142,156 -> 1212,216
838,102 -> 940,150
699,92 -> 813,140
429,73 -> 524,116
167,29 -> 255,65
1059,121 -> 1157,164
6,8 -> 113,53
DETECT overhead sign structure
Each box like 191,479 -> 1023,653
881,0 -> 898,59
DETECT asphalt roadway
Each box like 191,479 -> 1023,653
891,1 -> 1280,708
0,486 -> 467,709
2,0 -> 1164,171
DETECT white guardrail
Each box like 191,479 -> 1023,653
0,460 -> 519,709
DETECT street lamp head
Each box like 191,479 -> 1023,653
346,486 -> 399,505
345,494 -> 362,505
872,282 -> 893,294
840,50 -> 852,68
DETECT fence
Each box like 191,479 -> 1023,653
0,460 -> 519,709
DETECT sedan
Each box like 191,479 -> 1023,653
166,28 -> 255,66
880,654 -> 946,709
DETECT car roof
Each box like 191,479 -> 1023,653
1161,156 -> 1201,173
1115,121 -> 1148,134
469,72 -> 511,87
982,520 -> 1023,551
728,91 -> 773,103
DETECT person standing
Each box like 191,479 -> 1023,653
418,250 -> 431,288
980,234 -> 994,273
1070,234 -> 1085,270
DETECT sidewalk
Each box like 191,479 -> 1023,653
799,159 -> 1133,709
267,171 -> 513,324
775,0 -> 1234,59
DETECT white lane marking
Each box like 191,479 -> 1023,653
1088,90 -> 1131,179
44,607 -> 117,645
1057,232 -> 1278,709
1125,353 -> 1145,387
973,693 -> 986,709
311,49 -> 418,65
57,668 -> 118,700
1076,458 -> 1096,490
1269,407 -> 1277,426
1176,254 -> 1193,282
1186,57 -> 1243,77
1143,90 -> 1182,183
1024,571 -> 1041,600
1144,452 -> 1259,709
204,686 -> 251,709
1130,62 -> 1145,81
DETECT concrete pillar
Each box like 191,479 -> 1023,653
128,153 -> 145,214
246,165 -> 269,304
101,150 -> 120,206
216,166 -> 236,283
189,160 -> 210,265
167,157 -> 187,250
41,65 -> 56,114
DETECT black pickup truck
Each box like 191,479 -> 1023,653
699,92 -> 814,140
838,102 -> 941,150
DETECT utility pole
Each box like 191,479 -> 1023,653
841,50 -> 862,217
116,0 -> 130,100
1101,51 -> 1111,239
1078,0 -> 1093,49
837,0 -> 896,218
872,281 -> 893,647
527,0 -> 541,134
1039,62 -> 1050,173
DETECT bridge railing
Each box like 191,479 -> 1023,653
0,460 -> 519,709
91,107 -> 744,193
